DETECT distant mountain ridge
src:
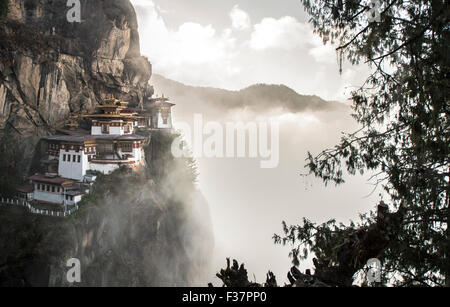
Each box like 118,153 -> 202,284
151,74 -> 346,114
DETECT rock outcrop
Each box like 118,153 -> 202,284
0,1 -> 214,286
0,0 -> 153,137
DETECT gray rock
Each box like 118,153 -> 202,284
0,0 -> 153,140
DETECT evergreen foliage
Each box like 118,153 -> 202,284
0,0 -> 8,17
0,129 -> 22,197
275,0 -> 449,286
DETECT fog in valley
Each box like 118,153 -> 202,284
151,75 -> 381,285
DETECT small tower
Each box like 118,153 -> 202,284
146,94 -> 175,129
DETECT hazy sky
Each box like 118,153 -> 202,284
131,0 -> 373,101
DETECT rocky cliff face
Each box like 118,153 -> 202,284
0,1 -> 214,286
1,0 -> 153,137
0,0 -> 154,188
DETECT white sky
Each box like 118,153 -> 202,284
131,0 -> 372,101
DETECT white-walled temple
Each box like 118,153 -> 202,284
146,95 -> 175,129
24,96 -> 175,207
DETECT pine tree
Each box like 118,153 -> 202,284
274,0 -> 449,286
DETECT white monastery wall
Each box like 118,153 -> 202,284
89,162 -> 119,174
34,189 -> 63,204
58,150 -> 88,181
157,112 -> 172,129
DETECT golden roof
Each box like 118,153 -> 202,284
104,97 -> 129,105
83,114 -> 135,118
96,104 -> 125,109
80,97 -> 138,119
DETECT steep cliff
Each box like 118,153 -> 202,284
0,1 -> 214,286
0,0 -> 153,177
0,131 -> 214,287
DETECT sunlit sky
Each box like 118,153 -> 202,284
131,0 -> 372,101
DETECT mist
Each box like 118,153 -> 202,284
151,76 -> 382,285
130,0 -> 381,286
83,134 -> 215,286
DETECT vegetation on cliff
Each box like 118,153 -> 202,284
0,0 -> 7,17
0,130 -> 21,196
0,132 -> 212,286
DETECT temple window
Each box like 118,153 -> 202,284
121,143 -> 132,152
101,124 -> 109,134
98,143 -> 113,154
77,155 -> 81,163
63,154 -> 66,162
